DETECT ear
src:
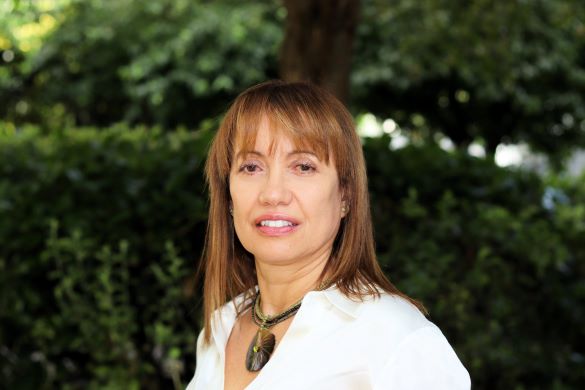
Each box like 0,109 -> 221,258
341,199 -> 349,218
339,186 -> 349,217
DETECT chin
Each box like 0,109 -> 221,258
250,248 -> 299,265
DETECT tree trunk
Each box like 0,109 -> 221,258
280,0 -> 360,103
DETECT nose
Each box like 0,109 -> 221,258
258,168 -> 292,206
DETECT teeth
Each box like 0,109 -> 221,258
260,220 -> 294,228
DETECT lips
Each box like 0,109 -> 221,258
254,214 -> 300,226
254,214 -> 300,237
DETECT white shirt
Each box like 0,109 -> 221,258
186,285 -> 471,389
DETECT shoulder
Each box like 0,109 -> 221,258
360,292 -> 428,323
355,292 -> 432,341
368,321 -> 471,389
319,285 -> 430,337
352,293 -> 471,389
322,287 -> 440,354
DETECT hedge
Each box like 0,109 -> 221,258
1,125 -> 583,389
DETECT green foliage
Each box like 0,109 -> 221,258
365,136 -> 585,388
0,0 -> 282,129
1,127 -> 583,388
353,0 -> 585,157
3,0 -> 585,161
0,125 -> 212,388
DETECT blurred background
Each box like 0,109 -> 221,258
1,0 -> 584,388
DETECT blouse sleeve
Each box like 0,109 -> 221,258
185,329 -> 205,390
372,326 -> 471,390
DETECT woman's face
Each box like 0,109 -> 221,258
229,120 -> 345,267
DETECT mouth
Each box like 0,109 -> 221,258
254,215 -> 300,236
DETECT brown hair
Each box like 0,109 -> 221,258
198,80 -> 424,344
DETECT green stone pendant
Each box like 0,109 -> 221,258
245,328 -> 275,372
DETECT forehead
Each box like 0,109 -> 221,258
233,113 -> 331,162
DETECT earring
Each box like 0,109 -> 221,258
229,206 -> 233,215
341,204 -> 348,214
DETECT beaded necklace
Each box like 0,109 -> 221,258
245,280 -> 331,371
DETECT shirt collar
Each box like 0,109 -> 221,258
211,286 -> 256,352
211,284 -> 364,350
321,285 -> 364,319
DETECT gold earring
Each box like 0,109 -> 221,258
341,204 -> 348,214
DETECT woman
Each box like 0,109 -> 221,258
187,80 -> 470,389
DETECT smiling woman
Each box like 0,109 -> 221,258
230,123 -> 344,274
186,81 -> 470,390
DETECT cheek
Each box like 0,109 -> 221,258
230,178 -> 255,208
303,182 -> 341,218
228,174 -> 242,204
229,177 -> 256,236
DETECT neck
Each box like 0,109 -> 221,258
255,250 -> 330,316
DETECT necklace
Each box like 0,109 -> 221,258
245,280 -> 331,372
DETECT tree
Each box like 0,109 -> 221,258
279,0 -> 360,102
2,0 -> 584,162
0,0 -> 282,129
352,0 -> 585,160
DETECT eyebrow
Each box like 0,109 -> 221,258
235,150 -> 318,159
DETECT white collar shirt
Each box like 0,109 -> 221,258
186,285 -> 471,389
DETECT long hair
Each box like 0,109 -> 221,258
198,80 -> 424,344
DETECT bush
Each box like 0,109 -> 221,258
0,127 -> 583,388
366,136 -> 585,389
0,125 -> 212,388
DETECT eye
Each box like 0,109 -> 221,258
239,162 -> 261,174
295,161 -> 317,174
